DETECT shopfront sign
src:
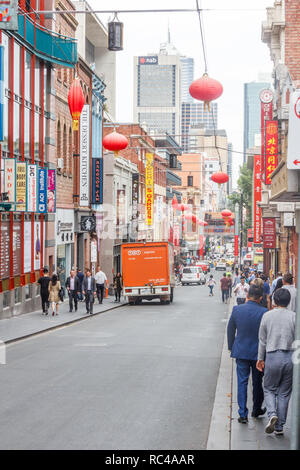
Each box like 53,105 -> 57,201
145,153 -> 154,226
80,105 -> 90,207
0,45 -> 3,142
92,158 -> 103,205
80,216 -> 96,233
139,56 -> 158,65
265,120 -> 278,184
4,158 -> 15,207
263,218 -> 276,249
38,168 -> 48,214
0,0 -> 18,31
56,209 -> 74,245
254,155 -> 262,244
27,164 -> 37,212
287,91 -> 300,169
16,162 -> 27,211
132,173 -> 139,236
47,169 -> 56,213
0,220 -> 9,278
260,89 -> 273,183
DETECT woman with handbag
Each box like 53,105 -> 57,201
113,272 -> 123,303
48,274 -> 62,316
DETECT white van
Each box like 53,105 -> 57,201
181,267 -> 206,285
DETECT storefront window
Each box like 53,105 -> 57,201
14,42 -> 20,97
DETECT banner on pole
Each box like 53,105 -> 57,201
254,155 -> 262,244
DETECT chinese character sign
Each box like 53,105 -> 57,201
254,155 -> 262,244
260,90 -> 273,183
145,153 -> 154,226
265,120 -> 278,185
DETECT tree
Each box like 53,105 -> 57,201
228,164 -> 252,243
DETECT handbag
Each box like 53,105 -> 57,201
59,286 -> 65,302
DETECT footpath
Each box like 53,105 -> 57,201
207,296 -> 291,451
0,296 -> 126,344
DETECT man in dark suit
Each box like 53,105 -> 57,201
65,270 -> 80,312
82,269 -> 97,315
227,285 -> 268,423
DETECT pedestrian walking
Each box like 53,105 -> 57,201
234,276 -> 249,305
95,266 -> 108,304
270,278 -> 283,309
282,273 -> 297,312
82,269 -> 97,315
48,274 -> 61,317
77,268 -> 85,301
113,272 -> 123,302
270,272 -> 283,296
260,274 -> 271,309
65,270 -> 80,312
207,275 -> 216,296
37,268 -> 51,315
227,285 -> 268,423
256,288 -> 296,435
227,274 -> 233,298
232,270 -> 241,289
220,273 -> 230,304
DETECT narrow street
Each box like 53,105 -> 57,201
0,276 -> 227,450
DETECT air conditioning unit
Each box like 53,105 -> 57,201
57,158 -> 64,170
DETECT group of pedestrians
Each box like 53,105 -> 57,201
227,272 -> 296,436
37,266 -> 124,316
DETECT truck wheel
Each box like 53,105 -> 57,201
135,298 -> 142,305
160,298 -> 166,305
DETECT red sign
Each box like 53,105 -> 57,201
235,235 -> 239,257
265,120 -> 278,184
263,218 -> 276,249
260,92 -> 273,184
254,155 -> 262,244
248,228 -> 253,249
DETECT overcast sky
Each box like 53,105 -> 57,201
89,0 -> 275,187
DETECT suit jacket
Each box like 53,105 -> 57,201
227,300 -> 268,361
65,276 -> 80,292
82,276 -> 96,292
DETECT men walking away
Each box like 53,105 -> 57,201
82,270 -> 97,315
65,270 -> 80,312
37,268 -> 51,315
227,285 -> 268,423
282,273 -> 297,312
220,273 -> 230,304
95,266 -> 108,304
257,288 -> 296,436
234,276 -> 249,305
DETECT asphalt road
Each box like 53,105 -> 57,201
0,271 -> 228,450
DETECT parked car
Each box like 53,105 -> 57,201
181,267 -> 206,285
215,261 -> 227,271
195,262 -> 210,274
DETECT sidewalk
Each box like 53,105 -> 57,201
207,297 -> 291,450
0,296 -> 126,343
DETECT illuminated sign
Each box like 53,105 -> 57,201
265,120 -> 278,184
145,153 -> 154,226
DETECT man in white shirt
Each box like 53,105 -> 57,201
234,276 -> 249,305
282,273 -> 297,312
95,266 -> 108,304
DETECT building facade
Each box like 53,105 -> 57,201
181,102 -> 218,152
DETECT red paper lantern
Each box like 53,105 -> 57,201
211,172 -> 229,185
189,74 -> 223,110
103,130 -> 128,156
68,78 -> 85,131
221,210 -> 232,218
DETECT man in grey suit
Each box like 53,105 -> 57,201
82,269 -> 97,315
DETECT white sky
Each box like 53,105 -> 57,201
89,0 -> 275,187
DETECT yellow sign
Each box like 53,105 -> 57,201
145,153 -> 154,226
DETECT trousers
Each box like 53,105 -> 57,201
85,291 -> 95,314
236,359 -> 264,418
264,350 -> 293,429
96,284 -> 105,303
222,289 -> 229,302
68,290 -> 78,311
41,293 -> 49,313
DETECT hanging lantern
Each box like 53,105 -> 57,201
68,78 -> 85,131
211,172 -> 229,186
221,210 -> 232,219
103,130 -> 128,157
189,73 -> 223,111
108,12 -> 124,51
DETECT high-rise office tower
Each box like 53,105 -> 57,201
243,81 -> 270,163
180,56 -> 194,103
133,36 -> 181,137
181,102 -> 218,152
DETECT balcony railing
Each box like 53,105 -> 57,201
15,13 -> 77,67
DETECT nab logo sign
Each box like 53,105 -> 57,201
139,56 -> 158,65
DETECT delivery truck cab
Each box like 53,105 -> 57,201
121,242 -> 175,305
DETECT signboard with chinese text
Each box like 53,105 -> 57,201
265,120 -> 278,184
287,91 -> 300,169
260,89 -> 273,183
16,162 -> 27,211
263,218 -> 276,249
254,155 -> 262,244
4,158 -> 15,208
145,153 -> 154,226
0,0 -> 18,31
80,105 -> 90,207
92,158 -> 103,205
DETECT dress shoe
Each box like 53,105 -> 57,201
251,407 -> 267,418
238,417 -> 248,424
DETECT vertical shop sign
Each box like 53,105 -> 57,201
248,228 -> 253,249
263,218 -> 276,249
23,220 -> 31,273
4,158 -> 15,207
0,220 -> 10,278
254,155 -> 262,244
117,189 -> 126,226
156,196 -> 163,223
265,120 -> 278,184
92,158 -> 103,204
13,220 -> 21,276
16,162 -> 27,211
27,164 -> 37,212
0,0 -> 19,31
80,105 -> 90,207
132,173 -> 139,237
38,168 -> 48,213
287,91 -> 300,169
47,169 -> 56,213
0,45 -> 3,142
260,89 -> 273,183
145,153 -> 154,226
34,221 -> 42,271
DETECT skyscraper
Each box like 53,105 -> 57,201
243,81 -> 270,163
181,102 -> 218,152
180,56 -> 194,103
133,37 -> 181,137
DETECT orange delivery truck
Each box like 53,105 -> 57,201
121,242 -> 175,305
